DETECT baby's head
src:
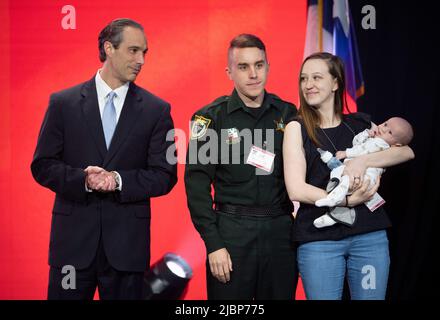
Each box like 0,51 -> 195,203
372,117 -> 414,146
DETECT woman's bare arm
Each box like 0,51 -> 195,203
283,121 -> 331,204
283,121 -> 382,207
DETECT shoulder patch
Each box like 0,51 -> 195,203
190,115 -> 212,140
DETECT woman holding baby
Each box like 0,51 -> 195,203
283,52 -> 415,300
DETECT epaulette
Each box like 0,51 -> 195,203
193,96 -> 229,116
271,94 -> 296,109
205,95 -> 229,109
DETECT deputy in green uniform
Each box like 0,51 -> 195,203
184,34 -> 298,299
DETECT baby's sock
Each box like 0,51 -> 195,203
313,214 -> 336,228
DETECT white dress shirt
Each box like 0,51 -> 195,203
95,69 -> 129,122
85,70 -> 128,192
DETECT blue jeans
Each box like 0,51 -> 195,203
297,230 -> 390,300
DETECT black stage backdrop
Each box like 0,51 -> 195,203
351,0 -> 438,300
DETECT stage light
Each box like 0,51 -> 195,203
143,253 -> 193,300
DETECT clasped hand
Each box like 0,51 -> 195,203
342,157 -> 380,206
85,166 -> 116,192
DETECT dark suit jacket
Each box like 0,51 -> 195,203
31,77 -> 177,272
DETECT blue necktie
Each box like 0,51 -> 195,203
102,91 -> 117,149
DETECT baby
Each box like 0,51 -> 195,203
313,117 -> 414,228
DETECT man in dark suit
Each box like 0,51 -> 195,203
31,18 -> 177,300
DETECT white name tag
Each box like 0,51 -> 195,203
365,192 -> 386,212
246,145 -> 275,173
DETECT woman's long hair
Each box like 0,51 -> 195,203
297,52 -> 350,146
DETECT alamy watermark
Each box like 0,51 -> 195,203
361,5 -> 376,30
361,264 -> 376,290
165,124 -> 277,176
61,5 -> 76,30
61,265 -> 76,290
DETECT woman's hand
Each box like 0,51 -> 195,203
336,151 -> 346,160
347,177 -> 380,207
343,157 -> 367,191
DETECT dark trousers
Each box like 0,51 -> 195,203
47,236 -> 144,300
207,212 -> 298,300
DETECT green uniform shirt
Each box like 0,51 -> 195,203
185,89 -> 297,253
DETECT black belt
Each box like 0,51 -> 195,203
215,203 -> 293,217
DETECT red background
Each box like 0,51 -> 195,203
0,0 -> 310,299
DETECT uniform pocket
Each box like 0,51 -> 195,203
227,165 -> 254,183
220,145 -> 254,183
